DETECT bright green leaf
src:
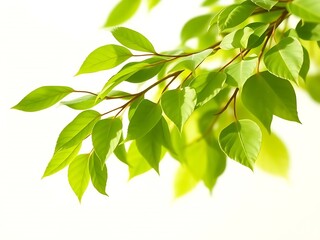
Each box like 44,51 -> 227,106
42,144 -> 81,178
127,99 -> 162,140
264,37 -> 303,83
89,152 -> 108,195
68,154 -> 90,202
299,46 -> 310,81
147,0 -> 160,10
112,27 -> 156,53
55,110 -> 101,151
105,0 -> 141,27
306,74 -> 320,103
114,139 -> 128,165
296,21 -> 320,41
202,0 -> 218,6
161,87 -> 197,131
251,0 -> 278,10
13,86 -> 73,112
61,95 -> 101,110
76,44 -> 132,75
287,0 -> 320,23
92,118 -> 122,164
242,72 -> 300,132
219,119 -> 262,171
174,165 -> 199,198
181,14 -> 213,43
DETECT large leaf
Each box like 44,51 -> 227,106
13,86 -> 73,112
242,72 -> 300,132
55,110 -> 101,151
68,154 -> 90,202
92,117 -> 122,164
287,0 -> 320,23
104,0 -> 141,27
161,87 -> 197,131
61,95 -> 101,110
76,44 -> 132,75
89,152 -> 108,195
42,144 -> 81,178
250,0 -> 278,10
127,99 -> 162,140
264,37 -> 303,83
112,27 -> 156,53
219,119 -> 262,171
296,21 -> 320,41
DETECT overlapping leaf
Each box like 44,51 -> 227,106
89,152 -> 108,195
287,0 -> 320,23
251,0 -> 278,10
61,95 -> 101,110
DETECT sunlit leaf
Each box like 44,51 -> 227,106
174,165 -> 199,198
306,74 -> 320,103
299,47 -> 310,81
55,110 -> 101,151
112,27 -> 156,53
147,0 -> 160,10
13,86 -> 73,112
76,45 -> 132,75
219,119 -> 262,171
181,14 -> 213,43
61,95 -> 101,110
250,0 -> 278,10
114,139 -> 128,165
92,117 -> 122,164
89,152 -> 108,195
287,0 -> 320,23
68,154 -> 90,202
264,37 -> 303,83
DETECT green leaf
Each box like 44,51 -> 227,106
161,87 -> 197,131
191,72 -> 226,107
250,0 -> 278,11
76,44 -> 132,75
181,14 -> 213,43
264,37 -> 303,83
174,165 -> 199,198
127,141 -> 152,179
306,74 -> 320,103
219,119 -> 262,171
61,95 -> 101,110
105,0 -> 141,27
287,0 -> 320,23
296,21 -> 320,41
147,0 -> 160,10
68,154 -> 90,202
151,117 -> 174,153
299,46 -> 310,81
241,72 -> 300,132
13,86 -> 73,112
128,96 -> 144,120
89,152 -> 108,195
202,0 -> 218,6
218,1 -> 256,32
225,56 -> 257,87
42,144 -> 81,178
112,27 -> 156,53
92,117 -> 122,164
114,140 -> 128,165
127,99 -> 162,140
55,110 -> 101,151
256,132 -> 289,178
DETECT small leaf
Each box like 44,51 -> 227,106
181,14 -> 213,43
287,0 -> 320,23
13,86 -> 73,112
76,44 -> 132,75
68,154 -> 90,202
161,87 -> 197,131
174,165 -> 199,198
42,144 -> 81,178
264,37 -> 303,83
147,0 -> 160,10
89,152 -> 108,195
92,118 -> 122,164
219,119 -> 262,171
112,27 -> 156,53
242,72 -> 300,132
61,95 -> 101,110
306,74 -> 320,103
299,46 -> 310,81
296,21 -> 320,41
114,139 -> 128,165
105,0 -> 141,27
127,99 -> 162,140
250,0 -> 278,11
202,0 -> 218,6
55,110 -> 101,151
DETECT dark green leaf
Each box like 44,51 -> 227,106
127,99 -> 162,140
105,0 -> 142,27
161,87 -> 197,131
13,86 -> 73,112
92,118 -> 122,164
55,110 -> 101,151
61,95 -> 101,110
264,37 -> 303,83
89,152 -> 108,195
296,21 -> 320,41
68,154 -> 90,202
219,119 -> 262,171
76,44 -> 132,75
287,0 -> 320,23
242,72 -> 300,132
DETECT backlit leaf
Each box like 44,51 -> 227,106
181,14 -> 213,43
250,0 -> 278,11
89,152 -> 108,195
127,99 -> 162,140
13,86 -> 73,112
287,0 -> 320,23
174,165 -> 199,198
242,72 -> 300,132
76,44 -> 132,75
264,37 -> 303,83
161,87 -> 197,131
68,154 -> 90,202
296,21 -> 320,41
55,110 -> 101,151
147,0 -> 160,10
61,95 -> 101,110
92,118 -> 122,164
219,119 -> 262,170
114,140 -> 128,165
306,74 -> 320,103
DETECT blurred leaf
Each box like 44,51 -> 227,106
147,0 -> 160,10
306,74 -> 320,103
287,0 -> 320,23
181,14 -> 213,43
296,21 -> 320,41
89,152 -> 108,195
174,165 -> 199,198
250,0 -> 278,10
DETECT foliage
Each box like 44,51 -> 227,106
13,0 -> 320,201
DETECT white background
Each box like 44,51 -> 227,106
1,0 -> 320,239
